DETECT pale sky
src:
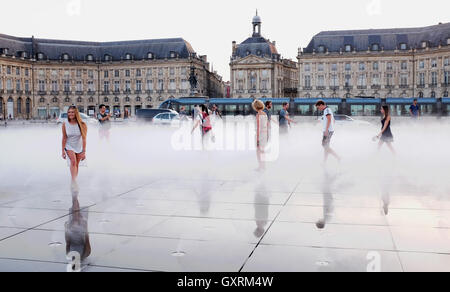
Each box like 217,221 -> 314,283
1,0 -> 449,81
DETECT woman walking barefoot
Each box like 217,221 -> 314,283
253,100 -> 269,171
62,106 -> 87,190
377,105 -> 396,155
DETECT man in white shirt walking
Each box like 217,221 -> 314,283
315,100 -> 341,163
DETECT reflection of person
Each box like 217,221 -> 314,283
253,100 -> 269,172
254,182 -> 269,238
409,99 -> 420,119
377,106 -> 396,155
316,170 -> 335,230
65,193 -> 91,263
97,104 -> 111,141
316,100 -> 340,163
62,106 -> 87,189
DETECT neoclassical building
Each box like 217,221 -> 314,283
298,22 -> 450,99
230,13 -> 298,99
0,34 -> 224,120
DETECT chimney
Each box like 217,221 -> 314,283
232,41 -> 237,55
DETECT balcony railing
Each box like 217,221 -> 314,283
316,86 -> 326,90
135,90 -> 142,94
63,91 -> 71,95
417,84 -> 426,88
0,89 -> 4,94
146,90 -> 154,94
7,90 -> 14,94
357,86 -> 367,90
76,91 -> 84,95
330,86 -> 340,90
180,89 -> 188,94
385,85 -> 395,89
371,85 -> 381,90
344,86 -> 353,90
51,91 -> 59,95
25,90 -> 31,95
168,90 -> 177,94
87,91 -> 95,95
303,87 -> 312,91
102,91 -> 110,95
38,91 -> 47,95
399,85 -> 409,89
16,90 -> 23,94
442,83 -> 449,87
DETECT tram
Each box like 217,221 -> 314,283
160,97 -> 447,117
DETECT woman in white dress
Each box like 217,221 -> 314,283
62,106 -> 87,186
253,100 -> 269,171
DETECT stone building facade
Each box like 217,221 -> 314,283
297,23 -> 450,99
0,34 -> 224,120
230,13 -> 298,99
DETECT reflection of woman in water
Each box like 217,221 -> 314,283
65,195 -> 91,262
62,106 -> 87,190
377,106 -> 396,155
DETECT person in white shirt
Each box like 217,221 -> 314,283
315,100 -> 340,163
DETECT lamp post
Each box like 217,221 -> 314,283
2,99 -> 6,127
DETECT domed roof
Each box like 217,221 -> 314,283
234,36 -> 278,58
252,15 -> 261,24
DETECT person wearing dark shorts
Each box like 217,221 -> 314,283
278,102 -> 295,135
316,100 -> 340,163
377,105 -> 396,154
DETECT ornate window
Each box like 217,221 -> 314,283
125,53 -> 132,60
318,46 -> 326,53
371,44 -> 380,51
39,97 -> 45,103
345,45 -> 352,52
52,97 -> 58,103
114,97 -> 120,103
86,54 -> 94,62
399,43 -> 407,50
64,97 -> 71,103
104,97 -> 109,103
147,52 -> 154,59
104,54 -> 112,62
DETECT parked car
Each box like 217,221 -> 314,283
152,112 -> 181,127
136,109 -> 175,122
57,112 -> 99,125
318,115 -> 372,126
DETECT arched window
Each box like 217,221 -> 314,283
62,53 -> 70,61
399,43 -> 407,50
431,91 -> 436,98
114,97 -> 120,103
444,91 -> 449,97
39,97 -> 45,103
64,97 -> 71,103
421,41 -> 428,49
371,43 -> 380,51
37,53 -> 45,60
147,97 -> 152,102
170,52 -> 176,58
447,38 -> 450,46
104,54 -> 112,62
104,97 -> 109,103
52,97 -> 58,103
88,97 -> 94,103
26,98 -> 31,114
86,54 -> 94,62
136,96 -> 141,102
17,98 -> 22,114
77,97 -> 82,103
419,92 -> 424,98
246,51 -> 251,56
318,45 -> 326,53
147,52 -> 154,59
125,96 -> 130,103
256,50 -> 262,56
345,45 -> 352,52
125,53 -> 132,60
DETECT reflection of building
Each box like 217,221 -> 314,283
0,34 -> 224,119
230,12 -> 298,98
298,23 -> 450,100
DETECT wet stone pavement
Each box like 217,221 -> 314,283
0,171 -> 449,272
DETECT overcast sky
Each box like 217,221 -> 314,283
1,0 -> 449,81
